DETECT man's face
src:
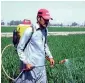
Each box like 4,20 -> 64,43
38,17 -> 49,28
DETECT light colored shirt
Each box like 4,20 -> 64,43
17,23 -> 53,66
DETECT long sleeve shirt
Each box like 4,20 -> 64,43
17,23 -> 53,66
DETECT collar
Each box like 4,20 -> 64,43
35,23 -> 47,31
35,23 -> 40,30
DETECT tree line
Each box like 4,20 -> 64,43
1,20 -> 85,26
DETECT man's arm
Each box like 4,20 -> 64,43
17,27 -> 32,64
45,43 -> 55,66
45,43 -> 53,58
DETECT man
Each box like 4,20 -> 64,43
16,9 -> 55,83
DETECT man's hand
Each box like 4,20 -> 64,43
46,56 -> 55,67
26,64 -> 33,70
49,58 -> 55,67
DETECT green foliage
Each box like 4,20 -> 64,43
1,34 -> 85,83
46,34 -> 85,83
2,46 -> 20,83
1,26 -> 16,32
47,34 -> 85,60
48,27 -> 85,32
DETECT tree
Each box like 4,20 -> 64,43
1,21 -> 5,25
71,22 -> 78,26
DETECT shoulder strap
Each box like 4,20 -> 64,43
45,29 -> 47,44
23,26 -> 34,51
44,29 -> 47,49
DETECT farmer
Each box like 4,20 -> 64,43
16,9 -> 55,83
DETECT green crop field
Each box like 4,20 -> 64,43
1,34 -> 85,83
1,26 -> 16,32
48,27 -> 85,32
1,26 -> 85,32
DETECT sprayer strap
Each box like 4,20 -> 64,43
23,26 -> 34,51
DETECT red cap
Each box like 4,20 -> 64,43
37,9 -> 53,20
22,19 -> 31,25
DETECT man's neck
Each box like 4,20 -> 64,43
38,23 -> 47,29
